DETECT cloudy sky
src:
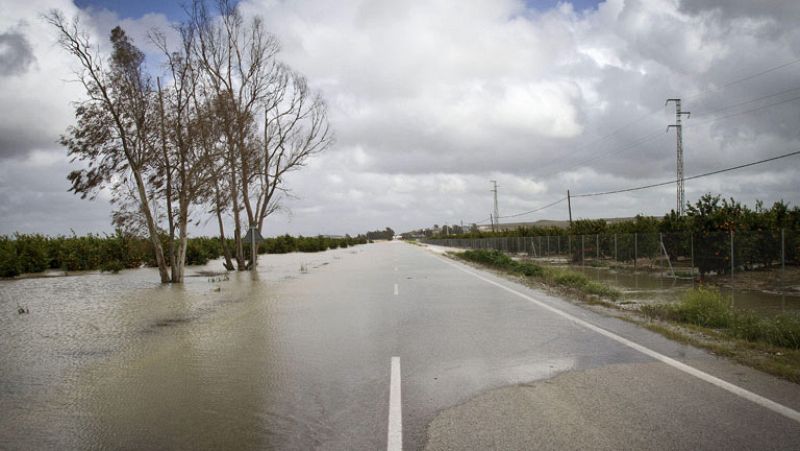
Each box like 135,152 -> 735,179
1,0 -> 799,237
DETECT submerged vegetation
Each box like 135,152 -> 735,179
642,288 -> 800,350
0,233 -> 367,278
456,249 -> 621,301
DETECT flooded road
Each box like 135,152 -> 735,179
1,247 -> 376,449
3,242 -> 800,450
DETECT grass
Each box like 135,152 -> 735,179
639,321 -> 800,383
543,267 -> 621,300
641,288 -> 800,350
456,249 -> 620,301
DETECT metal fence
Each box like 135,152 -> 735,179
424,229 -> 798,289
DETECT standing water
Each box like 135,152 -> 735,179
566,264 -> 800,314
0,248 -> 356,449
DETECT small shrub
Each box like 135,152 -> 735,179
673,288 -> 731,328
100,260 -> 124,274
642,288 -> 800,350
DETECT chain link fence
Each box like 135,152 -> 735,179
424,229 -> 798,294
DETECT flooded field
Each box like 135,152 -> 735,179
0,248 -> 357,449
563,264 -> 800,315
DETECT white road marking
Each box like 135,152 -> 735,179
394,283 -> 399,296
388,356 -> 402,451
439,257 -> 800,424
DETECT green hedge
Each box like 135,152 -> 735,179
258,234 -> 367,254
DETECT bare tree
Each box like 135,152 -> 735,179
150,24 -> 217,283
191,0 -> 283,269
254,68 -> 332,234
191,0 -> 331,269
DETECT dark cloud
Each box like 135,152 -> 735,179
0,125 -> 57,160
678,0 -> 800,23
0,30 -> 35,76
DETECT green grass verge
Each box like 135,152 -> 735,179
641,288 -> 800,350
456,249 -> 620,301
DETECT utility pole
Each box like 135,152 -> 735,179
567,189 -> 573,227
490,213 -> 495,233
666,98 -> 690,215
490,180 -> 500,230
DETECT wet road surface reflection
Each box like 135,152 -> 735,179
0,248 -> 368,450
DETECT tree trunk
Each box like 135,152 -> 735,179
132,170 -> 170,283
228,155 -> 245,270
171,195 -> 190,283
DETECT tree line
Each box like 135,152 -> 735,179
0,232 -> 368,278
46,0 -> 331,283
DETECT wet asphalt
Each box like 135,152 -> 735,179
255,241 -> 800,450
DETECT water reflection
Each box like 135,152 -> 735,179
564,264 -> 800,314
0,248 -> 353,450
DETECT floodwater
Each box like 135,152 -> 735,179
565,264 -> 800,314
0,249 -> 349,450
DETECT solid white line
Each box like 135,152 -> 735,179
388,356 -> 402,451
438,257 -> 800,424
394,283 -> 399,296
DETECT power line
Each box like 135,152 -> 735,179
693,85 -> 800,118
690,94 -> 800,127
536,58 -> 800,177
549,129 -> 667,175
572,149 -> 800,198
686,57 -> 800,102
498,197 -> 567,219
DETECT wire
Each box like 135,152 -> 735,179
689,94 -> 800,128
533,111 -> 665,175
572,149 -> 800,198
499,197 -> 567,219
536,59 -> 800,175
686,57 -> 800,102
693,85 -> 800,118
551,129 -> 667,175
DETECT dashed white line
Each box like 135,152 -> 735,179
387,356 -> 402,451
439,256 -> 800,424
394,283 -> 399,296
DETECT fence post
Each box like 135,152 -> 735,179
730,230 -> 734,278
690,234 -> 694,277
781,228 -> 786,274
782,228 -> 786,305
731,230 -> 735,307
581,235 -> 585,265
568,235 -> 572,259
634,233 -> 638,270
596,234 -> 600,260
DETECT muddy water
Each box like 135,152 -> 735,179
0,249 -> 346,450
566,265 -> 800,314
